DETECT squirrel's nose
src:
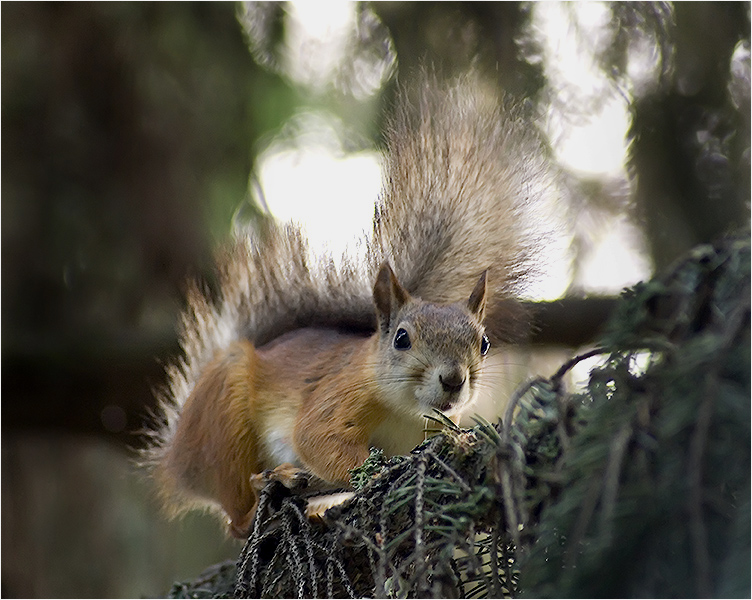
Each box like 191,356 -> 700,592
439,369 -> 465,393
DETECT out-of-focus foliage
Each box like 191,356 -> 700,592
2,3 -> 294,359
627,3 -> 750,270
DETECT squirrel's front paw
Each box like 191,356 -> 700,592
250,463 -> 310,492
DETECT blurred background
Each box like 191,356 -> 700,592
2,2 -> 749,597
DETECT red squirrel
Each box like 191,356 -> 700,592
144,72 -> 554,537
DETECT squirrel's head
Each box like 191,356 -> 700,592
372,262 -> 489,418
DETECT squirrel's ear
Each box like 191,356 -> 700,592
467,270 -> 487,320
373,262 -> 410,332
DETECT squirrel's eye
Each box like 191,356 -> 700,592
480,334 -> 490,356
394,328 -> 411,350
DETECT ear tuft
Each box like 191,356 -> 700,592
467,270 -> 487,320
373,262 -> 410,332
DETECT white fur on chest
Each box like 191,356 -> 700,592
264,427 -> 301,467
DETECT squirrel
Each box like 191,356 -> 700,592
143,72 -> 554,538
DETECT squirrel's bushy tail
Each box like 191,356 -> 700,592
369,72 -> 555,340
